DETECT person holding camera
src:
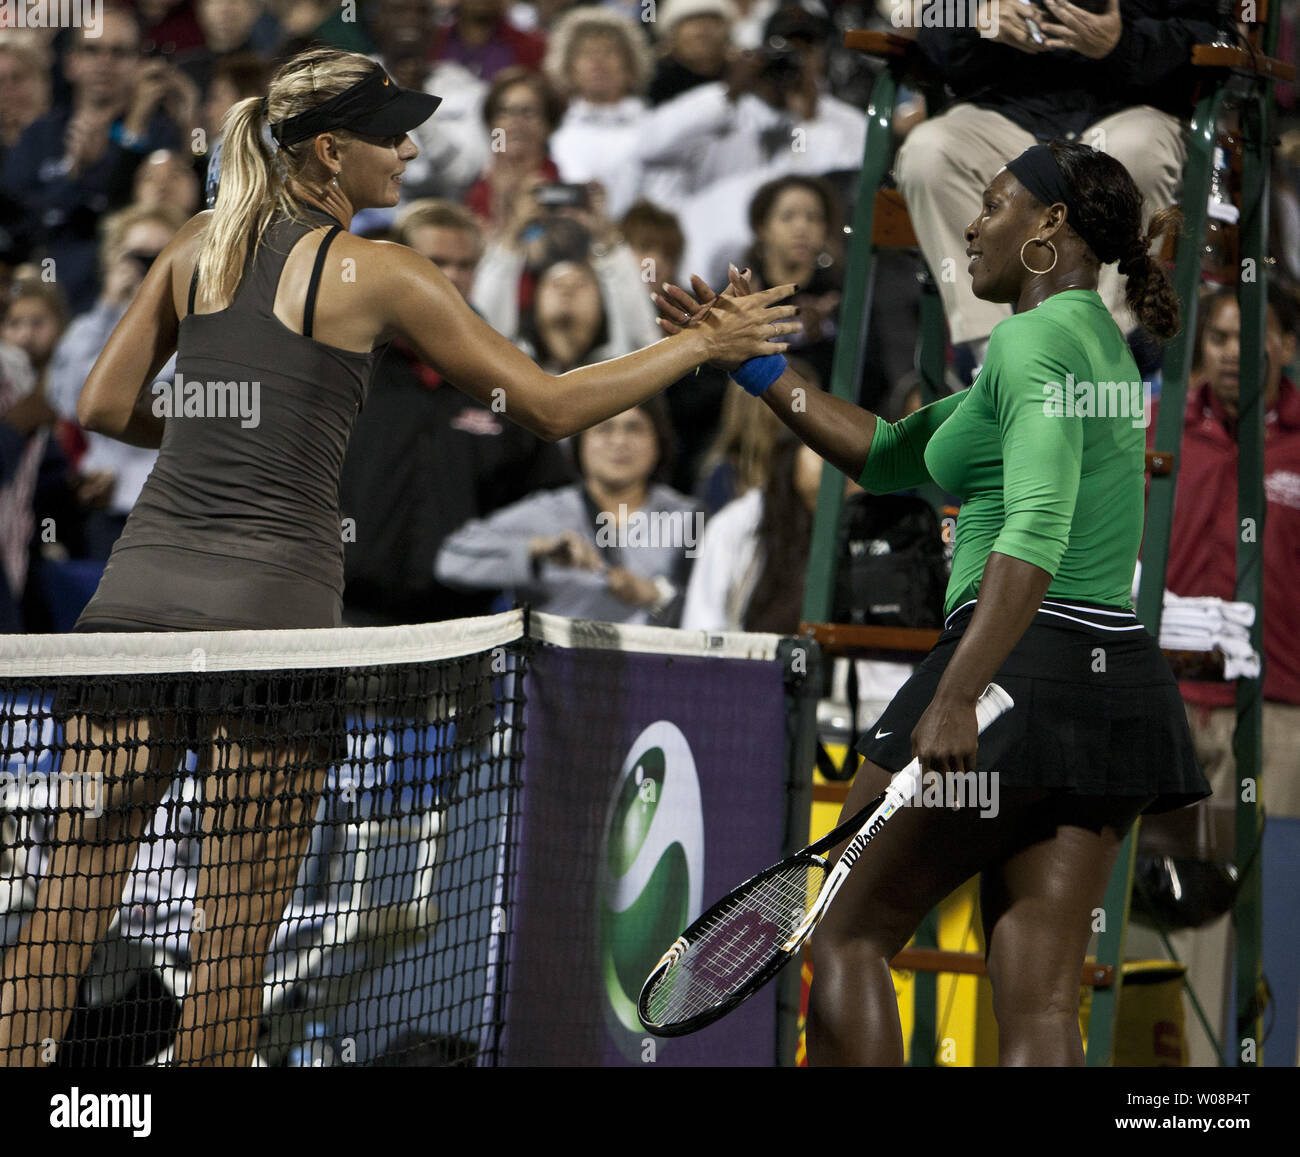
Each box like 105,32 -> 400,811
0,6 -> 197,315
464,67 -> 565,238
638,5 -> 865,199
635,5 -> 865,284
470,172 -> 661,359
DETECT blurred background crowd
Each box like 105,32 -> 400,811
0,0 -> 1297,652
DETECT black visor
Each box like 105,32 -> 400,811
269,65 -> 442,147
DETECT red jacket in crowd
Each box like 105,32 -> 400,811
1146,377 -> 1300,707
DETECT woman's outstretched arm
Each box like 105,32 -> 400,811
653,272 -> 880,479
379,244 -> 801,442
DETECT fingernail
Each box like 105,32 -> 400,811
729,262 -> 738,274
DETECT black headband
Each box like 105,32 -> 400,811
267,65 -> 441,147
1005,144 -> 1108,262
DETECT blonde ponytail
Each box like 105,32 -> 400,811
194,47 -> 377,310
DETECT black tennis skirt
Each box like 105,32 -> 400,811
854,598 -> 1211,815
51,617 -> 349,763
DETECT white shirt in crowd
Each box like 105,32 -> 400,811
681,487 -> 763,631
549,96 -> 648,221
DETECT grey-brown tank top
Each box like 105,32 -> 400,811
77,204 -> 390,631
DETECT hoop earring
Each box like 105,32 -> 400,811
1020,238 -> 1058,275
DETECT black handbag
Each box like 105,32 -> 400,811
817,493 -> 948,781
831,492 -> 946,629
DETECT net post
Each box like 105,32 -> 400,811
777,632 -> 822,1067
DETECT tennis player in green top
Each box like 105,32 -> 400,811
655,140 -> 1210,1065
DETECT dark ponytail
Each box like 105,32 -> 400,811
1116,206 -> 1184,342
1048,141 -> 1184,342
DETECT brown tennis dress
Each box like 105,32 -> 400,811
59,204 -> 391,752
77,202 -> 389,632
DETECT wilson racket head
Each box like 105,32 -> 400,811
636,681 -> 1015,1038
638,851 -> 827,1036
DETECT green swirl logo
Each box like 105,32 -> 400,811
598,721 -> 704,1057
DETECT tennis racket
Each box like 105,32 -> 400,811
637,681 -> 1014,1037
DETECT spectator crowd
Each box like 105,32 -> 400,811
0,0 -> 1297,692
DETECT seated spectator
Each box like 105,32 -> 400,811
516,258 -> 618,372
436,398 -> 697,626
619,197 -> 683,287
432,0 -> 547,82
341,199 -> 575,626
740,173 -> 842,387
682,427 -> 821,632
0,283 -> 67,632
648,0 -> 737,107
470,183 -> 659,358
179,0 -> 285,96
544,6 -> 652,219
0,41 -> 51,155
695,369 -> 801,514
132,149 -> 202,216
1,6 -> 192,313
638,4 -> 866,283
891,0 -> 1218,375
463,66 -> 565,236
395,199 -> 485,297
1,277 -> 66,407
0,278 -> 79,630
1148,283 -> 1300,817
44,203 -> 186,560
370,0 -> 490,202
199,51 -> 270,207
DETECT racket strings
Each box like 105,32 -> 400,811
642,861 -> 826,1025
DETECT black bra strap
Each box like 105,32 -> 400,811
302,225 -> 342,338
187,263 -> 199,315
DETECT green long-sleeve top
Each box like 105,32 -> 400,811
857,290 -> 1147,617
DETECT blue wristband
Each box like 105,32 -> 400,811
730,354 -> 787,397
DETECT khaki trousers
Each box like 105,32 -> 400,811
894,103 -> 1187,345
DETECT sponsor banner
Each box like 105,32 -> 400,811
503,643 -> 788,1065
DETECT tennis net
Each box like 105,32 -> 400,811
0,612 -> 529,1068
